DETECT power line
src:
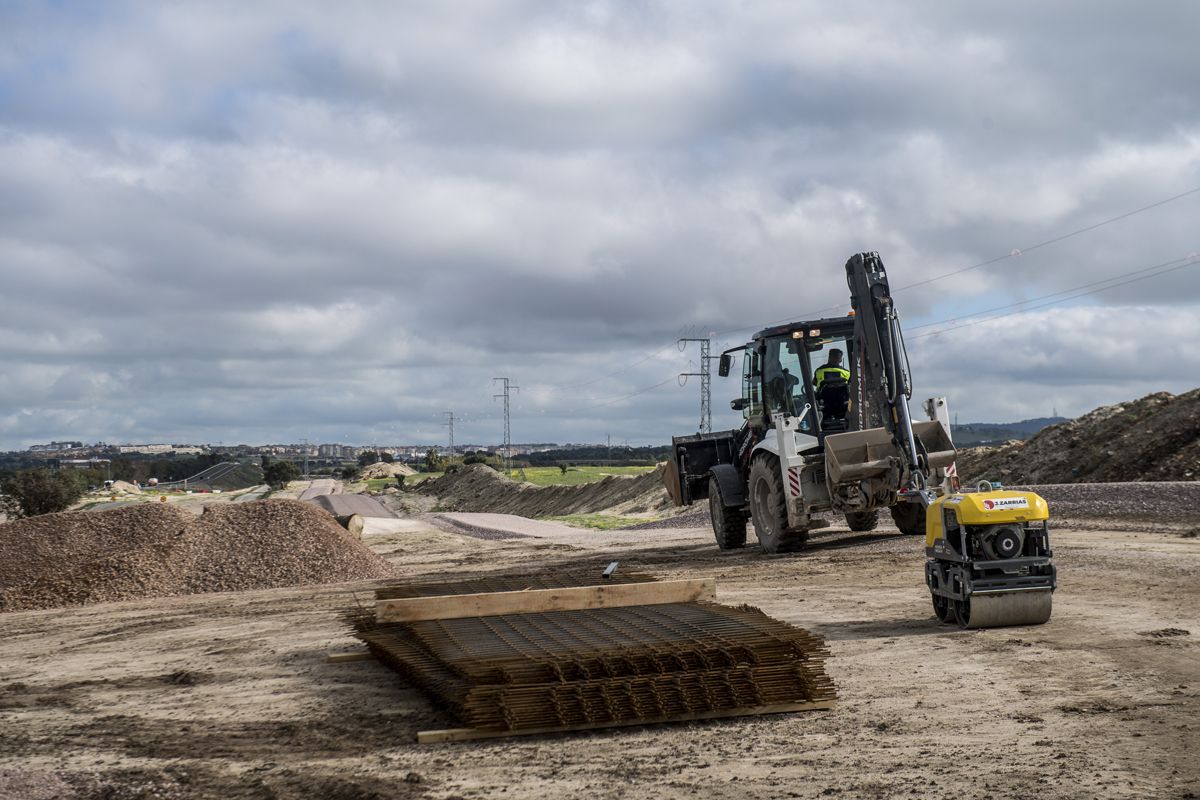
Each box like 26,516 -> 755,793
910,253 -> 1200,340
895,184 -> 1200,295
908,254 -> 1198,332
529,251 -> 1196,424
512,182 -> 1200,404
574,374 -> 681,410
524,324 -> 701,393
442,411 -> 455,451
715,183 -> 1200,338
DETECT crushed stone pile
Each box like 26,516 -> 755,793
359,462 -> 416,479
956,389 -> 1200,485
1010,482 -> 1200,526
108,480 -> 142,494
0,499 -> 395,613
417,464 -> 673,517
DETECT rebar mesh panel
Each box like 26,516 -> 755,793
398,602 -> 827,685
347,577 -> 835,734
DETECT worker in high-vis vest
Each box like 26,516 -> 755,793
814,348 -> 850,390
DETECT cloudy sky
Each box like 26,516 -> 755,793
1,1 -> 1198,449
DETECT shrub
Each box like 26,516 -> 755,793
0,468 -> 85,518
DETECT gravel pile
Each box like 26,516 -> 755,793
622,506 -> 710,530
0,499 -> 394,612
1016,482 -> 1200,525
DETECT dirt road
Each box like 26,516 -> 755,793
1,514 -> 1197,799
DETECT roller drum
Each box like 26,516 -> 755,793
956,590 -> 1052,629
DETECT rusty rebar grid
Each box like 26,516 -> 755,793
346,574 -> 835,734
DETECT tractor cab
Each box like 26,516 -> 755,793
725,316 -> 860,440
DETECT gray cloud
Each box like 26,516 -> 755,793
0,1 -> 1198,449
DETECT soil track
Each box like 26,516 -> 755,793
1,502 -> 1196,799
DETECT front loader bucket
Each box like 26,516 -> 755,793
825,420 -> 955,486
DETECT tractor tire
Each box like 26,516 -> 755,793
748,456 -> 808,554
845,510 -> 879,532
708,475 -> 747,550
890,502 -> 926,536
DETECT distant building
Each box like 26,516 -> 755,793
58,458 -> 111,470
116,444 -> 205,455
29,441 -> 84,452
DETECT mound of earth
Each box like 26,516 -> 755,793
359,462 -> 417,479
417,464 -> 672,517
0,499 -> 394,612
109,480 -> 142,494
956,389 -> 1200,485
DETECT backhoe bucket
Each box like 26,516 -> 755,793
911,419 -> 956,472
825,420 -> 955,486
825,427 -> 896,485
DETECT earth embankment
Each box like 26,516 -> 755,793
957,388 -> 1200,484
416,464 -> 672,517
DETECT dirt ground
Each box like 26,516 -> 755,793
1,509 -> 1197,800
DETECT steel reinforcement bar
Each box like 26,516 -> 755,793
345,575 -> 835,735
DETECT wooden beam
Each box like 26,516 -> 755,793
374,578 -> 716,623
327,645 -> 374,663
416,700 -> 835,743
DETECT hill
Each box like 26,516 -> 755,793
956,389 -> 1200,484
950,416 -> 1067,446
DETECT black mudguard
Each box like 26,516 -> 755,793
709,463 -> 747,508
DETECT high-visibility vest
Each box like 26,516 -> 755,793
815,365 -> 850,389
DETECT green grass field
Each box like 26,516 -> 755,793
541,514 -> 657,530
346,466 -> 651,493
516,465 -> 655,486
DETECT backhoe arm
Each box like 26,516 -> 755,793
844,252 -> 929,494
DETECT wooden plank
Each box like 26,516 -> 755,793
327,646 -> 374,663
416,700 -> 836,743
374,578 -> 716,623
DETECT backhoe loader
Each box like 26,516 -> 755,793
662,252 -> 1055,628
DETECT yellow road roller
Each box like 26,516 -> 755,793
925,483 -> 1056,628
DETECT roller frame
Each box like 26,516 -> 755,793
925,559 -> 1057,602
925,520 -> 1057,628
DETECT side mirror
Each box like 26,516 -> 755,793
718,353 -> 733,377
730,398 -> 749,411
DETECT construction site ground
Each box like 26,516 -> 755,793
2,503 -> 1198,799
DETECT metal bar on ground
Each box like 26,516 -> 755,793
374,579 -> 717,623
417,700 -> 837,743
326,645 -> 375,663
